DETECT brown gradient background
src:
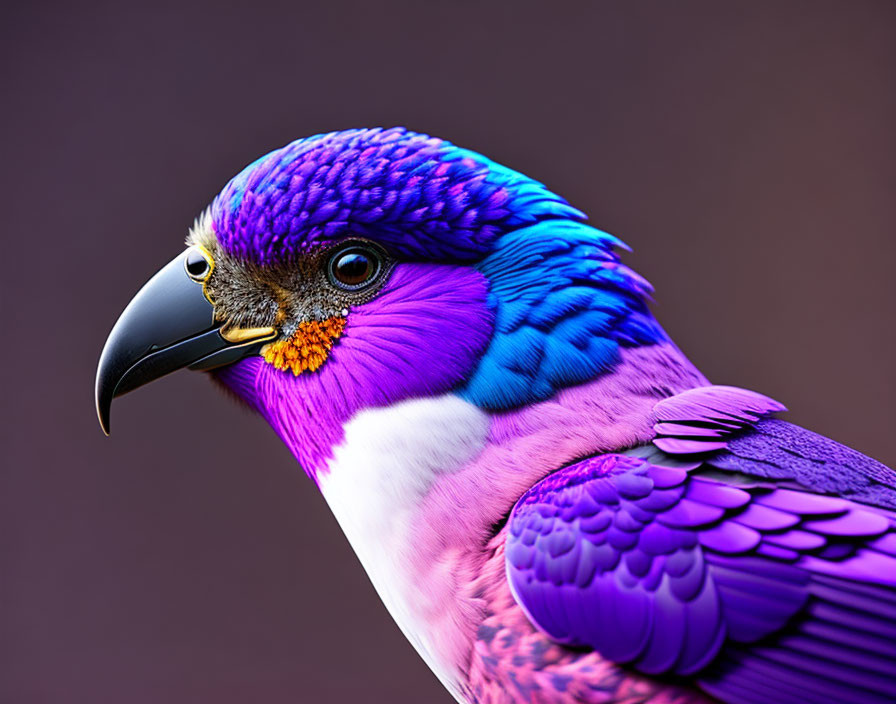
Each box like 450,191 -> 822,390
2,2 -> 894,702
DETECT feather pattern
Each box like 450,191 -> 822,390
460,221 -> 666,411
211,127 -> 583,266
505,385 -> 896,703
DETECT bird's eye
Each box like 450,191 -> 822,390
327,244 -> 383,291
185,247 -> 213,282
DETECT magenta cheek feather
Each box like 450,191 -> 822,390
214,262 -> 494,479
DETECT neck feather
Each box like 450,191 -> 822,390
316,343 -> 707,693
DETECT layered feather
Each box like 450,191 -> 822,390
505,385 -> 896,703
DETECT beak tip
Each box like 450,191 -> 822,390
95,363 -> 113,436
96,391 -> 112,436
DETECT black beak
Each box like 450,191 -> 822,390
95,248 -> 274,435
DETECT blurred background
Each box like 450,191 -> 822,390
2,1 -> 894,702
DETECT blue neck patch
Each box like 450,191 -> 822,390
459,220 -> 667,411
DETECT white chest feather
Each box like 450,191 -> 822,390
318,394 -> 489,693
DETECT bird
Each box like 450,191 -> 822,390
96,127 -> 896,704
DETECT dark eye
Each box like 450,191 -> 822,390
327,244 -> 383,291
185,247 -> 213,281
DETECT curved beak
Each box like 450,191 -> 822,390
95,249 -> 275,435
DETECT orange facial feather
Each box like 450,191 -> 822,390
261,317 -> 346,375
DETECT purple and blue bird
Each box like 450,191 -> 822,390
96,128 -> 896,704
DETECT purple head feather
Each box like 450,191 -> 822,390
211,127 -> 583,265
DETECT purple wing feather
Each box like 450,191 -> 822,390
710,420 -> 896,508
506,385 -> 896,703
652,385 -> 896,507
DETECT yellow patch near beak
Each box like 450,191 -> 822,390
261,317 -> 347,374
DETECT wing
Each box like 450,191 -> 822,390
505,386 -> 896,704
652,385 -> 896,509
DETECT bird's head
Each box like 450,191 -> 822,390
97,127 -> 665,478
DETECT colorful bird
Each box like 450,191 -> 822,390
96,128 -> 895,704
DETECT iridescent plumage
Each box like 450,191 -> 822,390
98,127 -> 896,704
